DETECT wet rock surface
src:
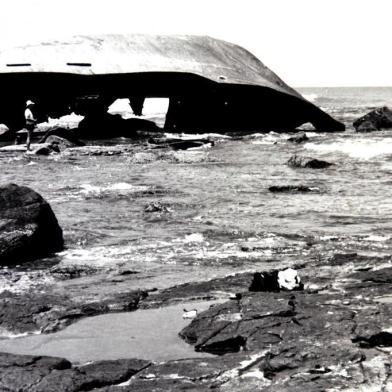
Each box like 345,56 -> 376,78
353,106 -> 392,132
0,352 -> 150,392
0,254 -> 392,390
287,154 -> 333,169
0,184 -> 63,265
0,287 -> 147,334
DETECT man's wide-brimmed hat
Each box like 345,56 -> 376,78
26,100 -> 35,106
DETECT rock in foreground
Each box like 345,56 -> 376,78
353,106 -> 392,132
0,184 -> 63,264
287,154 -> 333,169
0,352 -> 150,392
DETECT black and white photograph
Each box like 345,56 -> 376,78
0,0 -> 391,390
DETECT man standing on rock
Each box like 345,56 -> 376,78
24,100 -> 37,151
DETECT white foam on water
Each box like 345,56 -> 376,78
251,133 -> 282,145
79,182 -> 150,195
181,233 -> 205,243
364,235 -> 390,242
303,93 -> 319,102
305,139 -> 392,159
164,132 -> 231,140
0,329 -> 41,339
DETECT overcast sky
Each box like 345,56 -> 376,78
1,0 -> 391,87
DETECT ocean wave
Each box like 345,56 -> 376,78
57,231 -> 309,269
305,139 -> 392,159
79,182 -> 152,196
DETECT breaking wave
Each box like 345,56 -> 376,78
305,139 -> 392,159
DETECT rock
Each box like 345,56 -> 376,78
179,292 -> 356,355
49,264 -> 100,280
45,135 -> 83,150
144,201 -> 170,213
328,252 -> 359,266
349,266 -> 392,284
353,106 -> 392,132
0,352 -> 150,392
268,185 -> 316,193
287,132 -> 308,143
33,143 -> 60,155
287,154 -> 333,169
140,272 -> 254,309
0,184 -> 63,264
249,269 -> 303,292
354,119 -> 378,133
0,288 -> 147,334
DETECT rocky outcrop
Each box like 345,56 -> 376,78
1,253 -> 392,391
180,291 -> 355,354
0,184 -> 63,264
353,106 -> 392,132
249,269 -> 303,292
0,352 -> 150,392
287,154 -> 333,169
0,288 -> 147,334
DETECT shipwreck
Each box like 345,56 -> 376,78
0,34 -> 344,135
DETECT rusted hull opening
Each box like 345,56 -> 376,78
0,72 -> 344,134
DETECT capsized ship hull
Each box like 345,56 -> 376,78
0,34 -> 344,133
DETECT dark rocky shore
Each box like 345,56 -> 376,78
1,107 -> 392,391
0,244 -> 391,390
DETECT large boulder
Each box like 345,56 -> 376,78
0,352 -> 150,392
0,184 -> 63,264
353,106 -> 392,132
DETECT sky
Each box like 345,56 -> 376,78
1,0 -> 391,87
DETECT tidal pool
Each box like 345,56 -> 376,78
0,301 -> 219,364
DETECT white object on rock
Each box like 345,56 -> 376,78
183,308 -> 198,319
278,268 -> 301,290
